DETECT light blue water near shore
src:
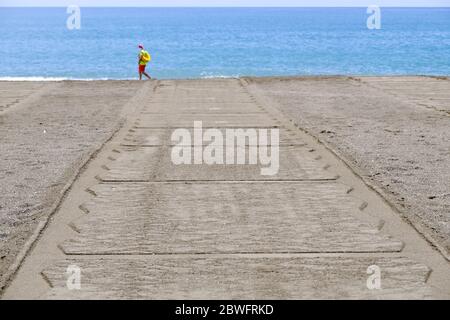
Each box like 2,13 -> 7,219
0,7 -> 449,79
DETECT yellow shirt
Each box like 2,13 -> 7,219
139,50 -> 151,66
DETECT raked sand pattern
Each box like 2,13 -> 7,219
2,78 -> 450,299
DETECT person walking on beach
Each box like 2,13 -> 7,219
138,44 -> 151,80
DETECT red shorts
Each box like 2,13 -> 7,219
139,64 -> 146,73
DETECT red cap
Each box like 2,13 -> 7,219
138,44 -> 144,49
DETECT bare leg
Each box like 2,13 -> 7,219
143,71 -> 151,80
139,72 -> 143,80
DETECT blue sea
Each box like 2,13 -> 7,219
0,7 -> 449,80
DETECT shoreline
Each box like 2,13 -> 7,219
0,75 -> 449,82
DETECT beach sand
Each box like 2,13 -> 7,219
0,77 -> 449,295
246,76 -> 450,259
0,81 -> 144,290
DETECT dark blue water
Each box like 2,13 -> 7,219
0,7 -> 449,79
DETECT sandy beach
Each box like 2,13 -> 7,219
0,77 -> 449,298
0,81 -> 144,290
246,76 -> 450,258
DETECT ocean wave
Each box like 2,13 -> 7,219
200,76 -> 240,79
0,76 -> 246,81
199,72 -> 240,79
0,77 -> 135,82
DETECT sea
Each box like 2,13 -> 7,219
0,7 -> 449,80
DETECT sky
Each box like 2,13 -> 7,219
1,0 -> 449,7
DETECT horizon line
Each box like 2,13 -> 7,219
1,5 -> 450,8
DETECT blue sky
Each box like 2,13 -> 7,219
1,0 -> 449,7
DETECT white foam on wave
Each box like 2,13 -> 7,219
0,75 -> 246,81
0,77 -> 69,81
199,72 -> 240,79
200,75 -> 240,79
0,77 -> 134,82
